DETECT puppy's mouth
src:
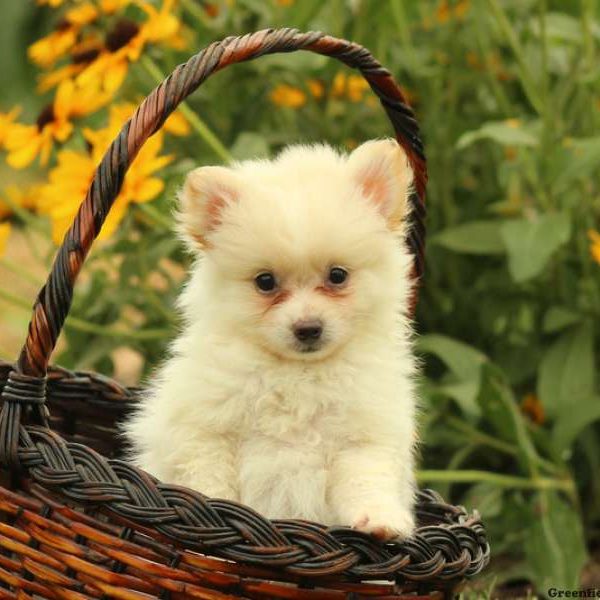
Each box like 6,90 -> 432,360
292,339 -> 328,355
298,344 -> 322,353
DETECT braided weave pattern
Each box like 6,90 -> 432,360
15,424 -> 488,580
0,361 -> 489,583
16,28 -> 427,378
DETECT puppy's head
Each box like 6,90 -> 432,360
178,140 -> 414,361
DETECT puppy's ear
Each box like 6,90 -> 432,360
348,139 -> 414,231
177,166 -> 241,249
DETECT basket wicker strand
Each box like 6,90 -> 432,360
0,28 -> 489,599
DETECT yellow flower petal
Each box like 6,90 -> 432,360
0,106 -> 21,147
98,194 -> 129,240
37,64 -> 84,93
100,0 -> 131,13
131,178 -> 164,203
65,2 -> 99,26
6,136 -> 43,169
347,75 -> 369,102
331,72 -> 347,98
104,59 -> 129,94
28,29 -> 77,68
163,111 -> 190,136
588,229 -> 600,265
0,222 -> 11,257
307,79 -> 324,99
269,84 -> 306,108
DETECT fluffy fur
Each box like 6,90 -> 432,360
124,139 -> 418,540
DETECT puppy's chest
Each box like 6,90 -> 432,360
242,373 -> 350,445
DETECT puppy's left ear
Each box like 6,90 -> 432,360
177,166 -> 241,250
348,139 -> 414,231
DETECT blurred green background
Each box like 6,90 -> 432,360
0,1 -> 598,597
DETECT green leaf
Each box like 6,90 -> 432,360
538,324 -> 596,420
230,132 -> 270,161
461,483 -> 503,519
553,396 -> 600,455
500,213 -> 571,282
457,121 -> 538,150
524,492 -> 587,591
417,335 -> 487,381
417,335 -> 487,418
431,221 -> 505,255
531,13 -> 582,43
477,365 -> 539,472
543,306 -> 583,333
555,137 -> 600,189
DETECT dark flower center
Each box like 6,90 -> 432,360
36,104 -> 56,131
105,20 -> 139,52
55,19 -> 72,32
72,47 -> 101,64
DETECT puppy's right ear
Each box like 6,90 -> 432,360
177,166 -> 240,250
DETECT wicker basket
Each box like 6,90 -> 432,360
0,29 -> 489,599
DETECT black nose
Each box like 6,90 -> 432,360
293,320 -> 323,343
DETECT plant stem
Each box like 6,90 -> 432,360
487,0 -> 544,114
417,469 -> 575,493
0,287 -> 170,341
390,0 -> 417,70
179,0 -> 212,28
140,55 -> 232,164
446,415 -> 559,475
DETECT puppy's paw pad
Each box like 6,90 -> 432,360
351,508 -> 415,541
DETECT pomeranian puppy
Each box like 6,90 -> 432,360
125,139 -> 418,540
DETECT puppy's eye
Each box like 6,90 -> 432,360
328,267 -> 348,286
255,271 -> 277,293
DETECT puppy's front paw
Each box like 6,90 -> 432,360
351,505 -> 415,541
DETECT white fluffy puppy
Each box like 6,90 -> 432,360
125,139 -> 418,540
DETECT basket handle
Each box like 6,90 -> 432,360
17,28 -> 427,378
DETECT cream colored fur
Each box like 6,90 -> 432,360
124,139 -> 418,540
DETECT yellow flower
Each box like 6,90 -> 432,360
37,0 -> 64,6
307,79 -> 324,99
5,79 -> 110,168
28,2 -> 100,69
0,222 -> 10,257
77,20 -> 143,93
39,106 -> 173,244
435,0 -> 470,23
0,107 -> 21,148
36,36 -> 103,92
331,72 -> 347,98
588,230 -> 600,264
77,1 -> 184,95
521,393 -> 545,425
275,0 -> 294,5
270,84 -> 306,108
138,0 -> 185,49
330,72 -> 369,103
346,75 -> 369,102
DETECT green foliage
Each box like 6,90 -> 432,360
1,0 -> 599,595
